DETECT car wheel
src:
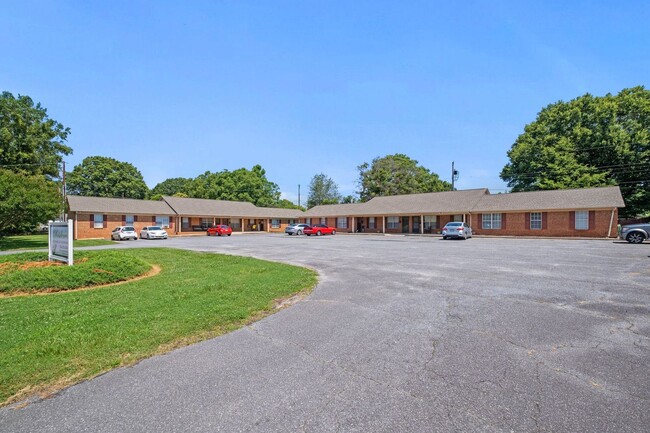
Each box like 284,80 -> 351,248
316,230 -> 322,236
218,232 -> 222,236
627,232 -> 646,244
442,236 -> 447,240
206,231 -> 210,236
227,234 -> 231,236
297,230 -> 302,236
332,230 -> 336,235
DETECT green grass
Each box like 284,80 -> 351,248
0,234 -> 115,251
0,248 -> 317,406
0,251 -> 151,294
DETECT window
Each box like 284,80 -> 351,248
125,215 -> 134,226
230,219 -> 241,230
320,217 -> 326,225
575,211 -> 589,230
482,213 -> 502,230
453,215 -> 463,222
368,217 -> 376,229
271,219 -> 280,229
336,217 -> 347,229
289,219 -> 296,225
305,218 -> 311,225
387,216 -> 399,229
156,216 -> 170,228
424,215 -> 437,231
94,214 -> 103,229
530,212 -> 542,230
182,217 -> 190,229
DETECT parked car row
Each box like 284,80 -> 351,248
285,223 -> 336,236
111,226 -> 168,241
109,221 -> 648,243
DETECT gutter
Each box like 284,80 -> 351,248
607,207 -> 616,238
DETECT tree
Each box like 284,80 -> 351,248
357,154 -> 451,202
0,169 -> 61,237
341,195 -> 357,204
0,91 -> 71,178
274,199 -> 304,210
307,173 -> 342,208
500,86 -> 650,217
185,165 -> 281,207
66,156 -> 149,199
150,177 -> 192,198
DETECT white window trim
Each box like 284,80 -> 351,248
93,214 -> 103,229
530,212 -> 542,230
575,211 -> 589,230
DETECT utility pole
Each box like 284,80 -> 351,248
451,161 -> 459,191
298,184 -> 301,207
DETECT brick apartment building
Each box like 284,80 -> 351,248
67,186 -> 624,240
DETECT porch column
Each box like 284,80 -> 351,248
267,218 -> 270,233
352,216 -> 355,233
420,214 -> 424,234
241,218 -> 244,232
382,216 -> 386,234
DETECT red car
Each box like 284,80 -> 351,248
304,224 -> 336,236
206,225 -> 233,236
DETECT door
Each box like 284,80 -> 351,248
401,216 -> 409,233
412,216 -> 421,233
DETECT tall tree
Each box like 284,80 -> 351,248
151,177 -> 192,197
307,173 -> 342,208
357,154 -> 451,202
67,156 -> 149,199
0,91 -> 71,178
0,169 -> 61,237
500,86 -> 650,217
185,165 -> 281,207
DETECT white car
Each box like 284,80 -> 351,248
111,226 -> 138,241
441,222 -> 473,240
140,226 -> 168,240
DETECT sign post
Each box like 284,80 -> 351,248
49,220 -> 74,266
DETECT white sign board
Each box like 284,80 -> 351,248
49,220 -> 73,266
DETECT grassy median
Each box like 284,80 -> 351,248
0,248 -> 317,406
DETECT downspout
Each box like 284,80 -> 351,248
607,207 -> 616,238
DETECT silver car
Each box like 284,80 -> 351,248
441,222 -> 473,240
285,223 -> 310,235
619,223 -> 649,244
140,226 -> 168,240
111,226 -> 138,241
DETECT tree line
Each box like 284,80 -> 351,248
2,86 -> 649,236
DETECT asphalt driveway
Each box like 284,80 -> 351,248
1,235 -> 649,432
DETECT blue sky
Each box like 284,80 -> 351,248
2,1 -> 648,203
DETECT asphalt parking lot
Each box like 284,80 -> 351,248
1,234 -> 649,432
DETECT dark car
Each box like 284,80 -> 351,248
441,222 -> 472,240
304,224 -> 336,236
619,223 -> 650,244
206,224 -> 233,236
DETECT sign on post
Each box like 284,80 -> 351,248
49,220 -> 74,266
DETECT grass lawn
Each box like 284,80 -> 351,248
0,248 -> 317,406
0,234 -> 115,251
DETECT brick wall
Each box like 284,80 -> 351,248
72,213 -> 175,240
472,209 -> 617,238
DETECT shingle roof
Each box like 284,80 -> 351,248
67,195 -> 175,214
472,186 -> 625,212
162,196 -> 259,217
304,189 -> 489,216
252,207 -> 304,218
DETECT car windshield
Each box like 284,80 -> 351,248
219,225 -> 229,228
148,226 -> 162,230
123,227 -> 135,231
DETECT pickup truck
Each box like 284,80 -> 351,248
619,223 -> 650,244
